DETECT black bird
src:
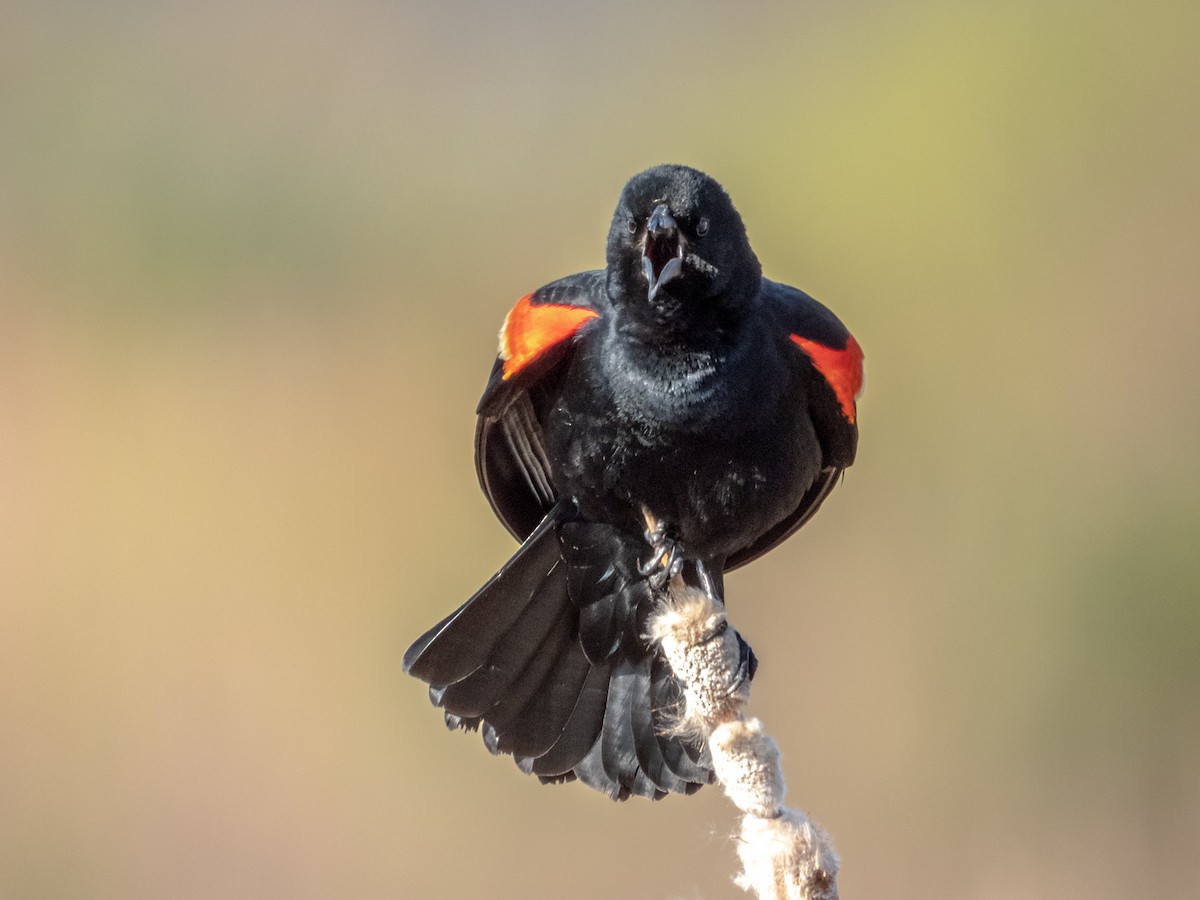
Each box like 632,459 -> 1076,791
404,165 -> 862,800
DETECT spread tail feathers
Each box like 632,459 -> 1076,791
403,505 -> 714,799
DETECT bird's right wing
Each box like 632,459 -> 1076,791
475,271 -> 607,542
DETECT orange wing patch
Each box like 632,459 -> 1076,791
790,334 -> 864,423
499,293 -> 599,380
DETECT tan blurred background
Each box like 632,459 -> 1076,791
2,1 -> 1198,897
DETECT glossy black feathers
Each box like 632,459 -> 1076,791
404,164 -> 860,801
404,504 -> 713,799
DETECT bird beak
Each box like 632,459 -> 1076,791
642,203 -> 684,301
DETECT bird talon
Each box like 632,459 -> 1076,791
639,526 -> 684,592
641,508 -> 669,547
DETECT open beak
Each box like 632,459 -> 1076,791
641,203 -> 684,301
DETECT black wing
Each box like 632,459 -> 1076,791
475,271 -> 607,542
725,279 -> 863,570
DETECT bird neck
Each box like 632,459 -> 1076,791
599,304 -> 775,433
607,297 -> 765,385
611,288 -> 754,354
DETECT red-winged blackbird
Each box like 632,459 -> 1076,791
404,165 -> 862,800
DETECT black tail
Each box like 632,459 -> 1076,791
403,504 -> 713,800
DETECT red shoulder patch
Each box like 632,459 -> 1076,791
499,293 -> 599,380
790,333 -> 864,423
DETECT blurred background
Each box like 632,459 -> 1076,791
2,1 -> 1198,897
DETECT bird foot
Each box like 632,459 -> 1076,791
639,532 -> 684,591
693,558 -> 724,606
639,507 -> 685,592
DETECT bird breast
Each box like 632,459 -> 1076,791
599,328 -> 775,437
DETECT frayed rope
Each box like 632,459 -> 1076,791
648,585 -> 840,900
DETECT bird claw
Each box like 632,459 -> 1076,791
642,517 -> 668,548
639,529 -> 684,591
694,558 -> 724,606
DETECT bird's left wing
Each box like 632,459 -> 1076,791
726,279 -> 863,569
475,271 -> 607,542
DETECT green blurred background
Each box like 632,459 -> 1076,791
2,1 -> 1198,897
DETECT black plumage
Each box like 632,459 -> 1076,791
404,164 -> 862,800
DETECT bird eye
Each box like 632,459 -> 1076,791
696,217 -> 710,236
626,217 -> 638,234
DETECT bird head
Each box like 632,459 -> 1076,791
605,165 -> 762,334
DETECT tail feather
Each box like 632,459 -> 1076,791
524,662 -> 611,777
403,512 -> 562,686
474,592 -> 573,748
404,505 -> 719,800
577,581 -> 650,664
629,655 -> 695,795
572,729 -> 625,798
600,657 -> 663,799
493,629 -> 591,759
561,522 -> 649,664
650,654 -> 714,785
436,560 -> 566,718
